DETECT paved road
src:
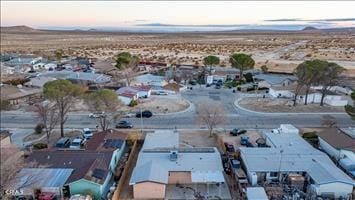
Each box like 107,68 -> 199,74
1,87 -> 354,130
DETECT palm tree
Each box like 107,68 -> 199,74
229,53 -> 255,80
115,52 -> 139,86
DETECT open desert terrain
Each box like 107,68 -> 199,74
1,26 -> 355,76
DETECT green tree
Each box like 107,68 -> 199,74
345,92 -> 355,120
203,55 -> 220,68
293,63 -> 308,106
43,80 -> 83,137
55,49 -> 64,66
229,53 -> 255,80
84,89 -> 122,131
298,60 -> 327,105
115,52 -> 139,86
260,65 -> 268,73
317,62 -> 345,106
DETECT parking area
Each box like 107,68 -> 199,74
219,129 -> 262,150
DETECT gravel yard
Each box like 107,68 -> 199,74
132,96 -> 190,114
238,97 -> 345,113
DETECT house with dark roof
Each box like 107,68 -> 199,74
25,130 -> 127,199
317,128 -> 355,177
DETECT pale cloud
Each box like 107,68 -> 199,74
1,1 -> 354,28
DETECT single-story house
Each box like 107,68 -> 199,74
0,64 -> 15,75
0,84 -> 42,105
116,86 -> 151,105
9,168 -> 73,198
39,71 -> 111,85
269,84 -> 348,106
240,124 -> 354,199
25,130 -> 127,199
132,74 -> 167,87
312,85 -> 354,96
317,128 -> 355,177
254,73 -> 297,88
129,130 -> 230,199
25,76 -> 57,88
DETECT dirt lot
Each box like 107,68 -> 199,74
238,97 -> 345,113
179,130 -> 219,148
132,96 -> 190,114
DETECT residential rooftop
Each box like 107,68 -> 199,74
317,128 -> 355,152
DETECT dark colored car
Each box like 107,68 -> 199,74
215,84 -> 221,89
116,120 -> 133,128
224,142 -> 235,153
230,128 -> 247,136
55,137 -> 70,148
189,80 -> 197,85
136,110 -> 153,118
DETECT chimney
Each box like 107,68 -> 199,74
170,150 -> 178,161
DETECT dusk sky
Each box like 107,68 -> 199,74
1,1 -> 355,29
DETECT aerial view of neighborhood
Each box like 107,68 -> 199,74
0,1 -> 354,200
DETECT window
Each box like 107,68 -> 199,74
270,172 -> 278,177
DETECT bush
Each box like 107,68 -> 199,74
128,100 -> 138,107
224,80 -> 237,88
244,73 -> 254,83
0,100 -> 12,110
34,123 -> 45,134
33,143 -> 48,149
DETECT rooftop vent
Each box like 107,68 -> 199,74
170,150 -> 178,161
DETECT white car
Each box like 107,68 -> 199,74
83,128 -> 93,139
69,138 -> 85,149
89,112 -> 105,118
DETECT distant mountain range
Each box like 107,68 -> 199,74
1,25 -> 355,33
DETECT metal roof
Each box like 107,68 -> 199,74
246,187 -> 268,200
39,71 -> 111,84
254,74 -> 297,85
130,130 -> 224,185
240,124 -> 354,186
12,168 -> 73,189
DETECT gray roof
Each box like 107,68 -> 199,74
133,74 -> 165,84
39,71 -> 111,84
246,187 -> 268,200
12,168 -> 73,189
130,130 -> 224,185
254,74 -> 297,85
240,125 -> 354,185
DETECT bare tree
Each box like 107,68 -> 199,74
321,115 -> 337,128
195,102 -> 226,137
85,89 -> 123,131
35,102 -> 59,144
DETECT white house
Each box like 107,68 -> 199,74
269,84 -> 348,106
117,85 -> 151,99
240,124 -> 354,199
116,90 -> 138,105
317,128 -> 355,177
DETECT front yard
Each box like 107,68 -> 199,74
238,97 -> 345,113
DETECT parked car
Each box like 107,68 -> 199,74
156,91 -> 168,95
116,120 -> 133,128
83,128 -> 93,139
123,112 -> 136,118
69,137 -> 85,149
224,142 -> 235,153
230,128 -> 247,136
189,80 -> 197,85
240,136 -> 249,145
136,110 -> 153,118
55,137 -> 70,148
206,84 -> 211,87
215,84 -> 221,89
89,112 -> 105,118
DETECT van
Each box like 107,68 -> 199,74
55,137 -> 70,148
69,138 -> 84,149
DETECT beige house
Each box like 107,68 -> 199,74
129,130 -> 229,199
